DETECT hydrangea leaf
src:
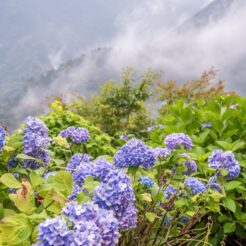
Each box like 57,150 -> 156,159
0,173 -> 22,189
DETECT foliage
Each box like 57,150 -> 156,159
68,69 -> 159,138
157,69 -> 234,113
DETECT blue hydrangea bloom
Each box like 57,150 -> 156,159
72,162 -> 92,186
23,116 -> 50,169
164,185 -> 177,199
60,127 -> 90,144
181,153 -> 197,175
139,176 -> 154,188
67,153 -> 91,172
37,217 -> 73,246
0,126 -> 6,151
207,176 -> 222,193
72,221 -> 102,246
208,150 -> 240,179
120,134 -> 130,141
117,203 -> 138,230
201,122 -> 212,128
62,202 -> 120,245
164,133 -> 192,150
154,147 -> 172,159
91,157 -> 115,182
68,185 -> 83,200
184,177 -> 206,195
114,138 -> 156,169
93,169 -> 135,218
8,156 -> 18,168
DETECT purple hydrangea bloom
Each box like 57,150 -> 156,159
164,133 -> 192,150
181,153 -> 197,175
208,150 -> 240,179
67,153 -> 91,172
93,169 -> 135,218
60,127 -> 90,144
0,126 -> 6,151
139,176 -> 154,188
72,162 -> 92,186
207,176 -> 222,193
60,126 -> 76,138
117,203 -> 138,230
164,185 -> 177,199
201,122 -> 212,128
184,177 -> 206,195
114,138 -> 156,169
154,147 -> 172,159
91,157 -> 115,182
23,117 -> 50,169
147,125 -> 156,132
8,156 -> 18,168
120,134 -> 129,141
37,217 -> 73,246
72,221 -> 102,246
62,202 -> 120,246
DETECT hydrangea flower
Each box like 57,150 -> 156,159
72,162 -> 92,186
91,157 -> 115,182
207,176 -> 222,193
93,169 -> 135,218
0,126 -> 6,151
72,221 -> 102,246
8,156 -> 18,168
181,153 -> 197,175
164,133 -> 192,150
164,185 -> 177,199
37,217 -> 73,246
117,203 -> 138,230
184,177 -> 206,195
201,122 -> 212,128
62,202 -> 120,246
68,184 -> 83,200
147,125 -> 156,132
154,147 -> 172,159
23,116 -> 50,169
139,176 -> 154,188
208,150 -> 240,179
114,138 -> 156,169
67,153 -> 91,172
60,127 -> 90,144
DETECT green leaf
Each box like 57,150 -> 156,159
83,177 -> 100,195
223,222 -> 236,233
231,141 -> 245,151
9,180 -> 36,215
52,171 -> 73,196
223,197 -> 236,213
225,181 -> 242,191
77,191 -> 91,203
138,193 -> 152,202
0,214 -> 33,245
30,171 -> 45,187
0,173 -> 22,189
17,153 -> 46,167
146,212 -> 156,222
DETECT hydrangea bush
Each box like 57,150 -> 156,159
0,94 -> 245,245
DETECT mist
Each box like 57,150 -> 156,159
3,0 -> 246,127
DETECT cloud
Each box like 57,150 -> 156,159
14,0 -> 246,126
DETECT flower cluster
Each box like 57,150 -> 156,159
154,147 -> 172,160
23,116 -> 50,169
60,127 -> 90,144
208,150 -> 240,179
37,217 -> 73,246
164,185 -> 177,199
184,177 -> 206,195
164,133 -> 192,150
62,202 -> 120,245
207,176 -> 222,193
93,169 -> 137,230
114,138 -> 156,169
67,153 -> 91,172
0,126 -> 6,151
139,176 -> 154,188
181,153 -> 197,175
